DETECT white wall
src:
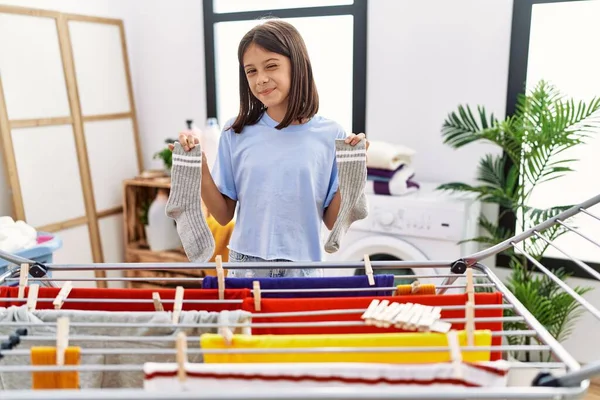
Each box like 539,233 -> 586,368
0,0 -> 207,219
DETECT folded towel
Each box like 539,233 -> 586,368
367,165 -> 415,184
366,141 -> 415,171
202,275 -> 395,297
367,164 -> 412,180
365,177 -> 420,196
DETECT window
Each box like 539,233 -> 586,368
203,0 -> 367,134
502,0 -> 600,278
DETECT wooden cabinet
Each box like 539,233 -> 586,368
122,174 -> 229,289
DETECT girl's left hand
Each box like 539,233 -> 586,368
345,132 -> 370,151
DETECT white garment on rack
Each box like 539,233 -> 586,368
143,361 -> 510,391
0,305 -> 251,390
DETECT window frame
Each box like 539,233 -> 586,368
498,0 -> 600,279
202,0 -> 368,134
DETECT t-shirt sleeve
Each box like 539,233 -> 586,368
324,128 -> 349,208
211,129 -> 238,201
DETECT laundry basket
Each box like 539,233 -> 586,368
0,231 -> 62,279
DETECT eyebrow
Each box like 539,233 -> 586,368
244,57 -> 280,68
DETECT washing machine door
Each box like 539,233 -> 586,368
324,235 -> 448,287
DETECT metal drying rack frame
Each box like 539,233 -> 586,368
0,192 -> 599,399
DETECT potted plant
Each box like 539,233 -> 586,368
437,80 -> 600,361
153,138 -> 177,174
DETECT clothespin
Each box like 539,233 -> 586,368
360,299 -> 380,322
365,299 -> 389,325
466,267 -> 474,304
411,280 -> 420,294
216,255 -> 225,300
175,331 -> 187,383
377,302 -> 402,328
18,263 -> 29,299
393,302 -> 415,329
53,281 -> 72,310
446,330 -> 463,379
407,303 -> 425,330
218,310 -> 234,345
56,317 -> 69,366
26,284 -> 39,311
172,286 -> 184,324
252,281 -> 261,312
152,292 -> 164,312
363,254 -> 375,286
465,301 -> 475,346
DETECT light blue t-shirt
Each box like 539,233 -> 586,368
211,112 -> 346,262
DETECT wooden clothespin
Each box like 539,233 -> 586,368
465,301 -> 475,346
152,292 -> 164,312
216,255 -> 225,300
411,280 -> 420,294
175,331 -> 187,383
363,254 -> 375,286
56,317 -> 69,366
378,302 -> 402,328
466,267 -> 474,304
393,302 -> 415,329
365,299 -> 389,325
172,286 -> 184,324
446,330 -> 463,379
252,281 -> 261,312
26,284 -> 39,311
53,281 -> 72,310
360,299 -> 380,322
218,310 -> 234,345
18,263 -> 29,299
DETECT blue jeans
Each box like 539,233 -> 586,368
228,249 -> 322,278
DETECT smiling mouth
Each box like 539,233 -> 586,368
259,88 -> 275,96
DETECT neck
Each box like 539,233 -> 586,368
266,105 -> 287,124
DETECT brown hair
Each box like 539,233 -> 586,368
229,19 -> 319,133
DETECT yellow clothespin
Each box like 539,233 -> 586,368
152,292 -> 164,312
363,254 -> 375,286
56,317 -> 69,366
176,331 -> 187,383
53,281 -> 72,310
18,263 -> 29,299
216,255 -> 225,300
27,284 -> 39,311
446,330 -> 463,379
252,281 -> 261,312
172,286 -> 184,324
465,301 -> 475,346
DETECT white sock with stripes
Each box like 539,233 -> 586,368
166,143 -> 215,262
324,139 -> 368,253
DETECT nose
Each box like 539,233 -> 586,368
257,71 -> 269,84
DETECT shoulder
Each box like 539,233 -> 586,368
309,115 -> 347,140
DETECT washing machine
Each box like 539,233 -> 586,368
322,182 -> 482,289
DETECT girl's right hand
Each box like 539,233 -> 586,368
168,130 -> 200,152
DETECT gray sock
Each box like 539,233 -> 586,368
324,139 -> 369,253
166,143 -> 215,262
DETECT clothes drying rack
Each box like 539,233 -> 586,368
0,192 -> 598,400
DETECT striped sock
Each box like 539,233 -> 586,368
325,139 -> 368,253
166,143 -> 215,262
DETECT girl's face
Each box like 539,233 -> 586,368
243,43 -> 291,112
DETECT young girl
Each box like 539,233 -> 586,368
169,19 -> 368,278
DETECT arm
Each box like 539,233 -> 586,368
323,191 -> 341,230
201,156 -> 237,226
